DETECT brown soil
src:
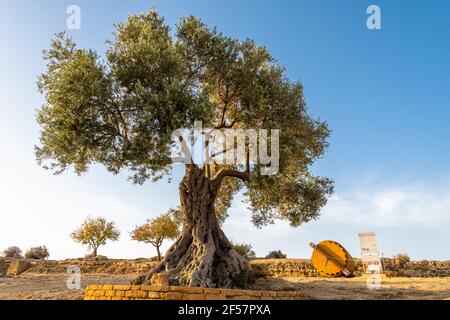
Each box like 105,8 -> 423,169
250,276 -> 450,300
1,273 -> 449,300
0,274 -> 133,300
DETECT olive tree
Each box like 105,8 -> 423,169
131,212 -> 180,261
2,246 -> 23,259
233,243 -> 256,259
36,10 -> 333,287
70,217 -> 120,257
25,246 -> 50,260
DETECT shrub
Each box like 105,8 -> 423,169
25,246 -> 50,260
2,246 -> 23,259
233,243 -> 256,259
232,268 -> 254,288
394,253 -> 410,268
265,250 -> 287,259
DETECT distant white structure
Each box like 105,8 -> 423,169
358,232 -> 383,289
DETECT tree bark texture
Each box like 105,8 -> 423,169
138,165 -> 249,288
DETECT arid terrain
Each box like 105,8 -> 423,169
252,276 -> 450,300
0,273 -> 449,300
0,258 -> 449,300
0,274 -> 129,300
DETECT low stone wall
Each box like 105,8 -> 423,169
2,257 -> 449,278
249,258 -> 450,278
6,260 -> 31,276
24,258 -> 158,275
84,285 -> 310,300
0,258 -> 32,277
0,257 -> 158,276
250,259 -> 320,278
381,258 -> 450,277
0,258 -> 10,277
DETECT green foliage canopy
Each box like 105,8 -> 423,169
37,10 -> 333,228
70,216 -> 120,255
131,212 -> 180,247
25,246 -> 50,260
232,243 -> 256,259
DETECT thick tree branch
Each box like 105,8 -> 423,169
211,168 -> 249,189
101,99 -> 130,144
211,142 -> 251,187
172,134 -> 193,165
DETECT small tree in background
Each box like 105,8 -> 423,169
70,216 -> 120,257
167,206 -> 183,229
131,212 -> 180,261
2,246 -> 23,259
265,250 -> 287,259
25,246 -> 50,260
394,253 -> 410,269
233,243 -> 256,259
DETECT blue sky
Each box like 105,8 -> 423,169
0,0 -> 449,260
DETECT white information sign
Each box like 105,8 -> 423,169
358,232 -> 383,289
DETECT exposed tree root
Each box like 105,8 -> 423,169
134,165 -> 249,288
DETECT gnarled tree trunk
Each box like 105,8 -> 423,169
136,165 -> 249,288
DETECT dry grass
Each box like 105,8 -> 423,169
0,273 -> 449,300
250,276 -> 450,300
0,274 -> 133,300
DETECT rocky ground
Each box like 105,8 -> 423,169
0,274 -> 133,300
0,258 -> 449,300
0,273 -> 449,300
251,276 -> 450,300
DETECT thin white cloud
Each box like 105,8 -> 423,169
321,183 -> 450,228
222,181 -> 450,259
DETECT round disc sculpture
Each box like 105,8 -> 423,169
310,241 -> 355,277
